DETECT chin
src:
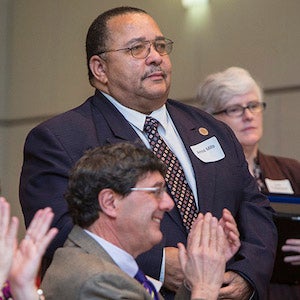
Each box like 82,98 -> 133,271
146,84 -> 168,97
240,135 -> 260,145
148,232 -> 163,247
246,138 -> 259,146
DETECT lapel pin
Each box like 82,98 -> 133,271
199,127 -> 209,136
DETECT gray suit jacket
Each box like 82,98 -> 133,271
41,225 -> 171,299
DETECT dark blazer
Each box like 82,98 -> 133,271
41,225 -> 165,300
20,90 -> 277,299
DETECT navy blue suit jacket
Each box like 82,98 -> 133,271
20,90 -> 277,299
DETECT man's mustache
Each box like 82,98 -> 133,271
142,67 -> 167,80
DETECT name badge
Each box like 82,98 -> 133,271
265,178 -> 294,194
190,136 -> 225,163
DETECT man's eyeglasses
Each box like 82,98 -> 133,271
213,101 -> 266,118
130,186 -> 167,198
98,38 -> 173,59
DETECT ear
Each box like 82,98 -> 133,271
98,188 -> 118,218
89,55 -> 108,84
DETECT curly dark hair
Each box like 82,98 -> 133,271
65,142 -> 165,228
86,6 -> 147,84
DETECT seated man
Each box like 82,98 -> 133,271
41,142 -> 240,299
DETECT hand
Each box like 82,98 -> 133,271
218,208 -> 240,262
163,247 -> 184,292
178,213 -> 226,300
0,197 -> 19,286
219,271 -> 253,300
9,207 -> 58,300
282,239 -> 300,265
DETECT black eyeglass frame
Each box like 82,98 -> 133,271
213,101 -> 266,117
97,38 -> 174,59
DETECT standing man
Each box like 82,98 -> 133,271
20,6 -> 277,299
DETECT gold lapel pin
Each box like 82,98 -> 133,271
199,127 -> 209,136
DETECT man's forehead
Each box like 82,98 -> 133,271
107,13 -> 161,37
108,12 -> 149,23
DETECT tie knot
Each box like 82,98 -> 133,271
144,116 -> 159,133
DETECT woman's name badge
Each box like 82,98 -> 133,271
265,178 -> 294,194
190,136 -> 225,163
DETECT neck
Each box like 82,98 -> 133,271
88,219 -> 122,249
95,86 -> 167,114
87,218 -> 144,258
242,144 -> 258,176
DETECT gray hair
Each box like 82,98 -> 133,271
196,67 -> 263,114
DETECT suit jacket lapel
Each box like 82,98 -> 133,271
68,225 -> 117,264
166,101 -> 217,213
91,91 -> 143,145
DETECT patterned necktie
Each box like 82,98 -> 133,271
143,116 -> 198,232
135,269 -> 159,300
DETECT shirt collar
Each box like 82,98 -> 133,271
84,229 -> 138,277
101,91 -> 169,133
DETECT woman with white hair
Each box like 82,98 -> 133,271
196,66 -> 300,195
196,66 -> 300,299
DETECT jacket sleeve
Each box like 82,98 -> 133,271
19,124 -> 75,262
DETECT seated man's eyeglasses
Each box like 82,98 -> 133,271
130,186 -> 167,199
98,38 -> 173,59
213,101 -> 266,118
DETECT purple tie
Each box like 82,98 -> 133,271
143,116 -> 198,232
135,269 -> 159,300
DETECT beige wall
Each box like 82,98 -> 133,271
1,0 -> 299,237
